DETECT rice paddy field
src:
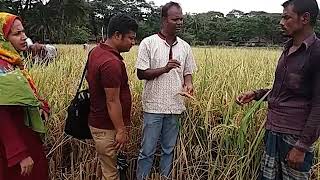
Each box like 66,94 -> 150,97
28,45 -> 320,180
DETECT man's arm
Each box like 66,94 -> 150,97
183,74 -> 193,94
295,70 -> 320,151
236,89 -> 270,105
182,45 -> 197,94
253,89 -> 271,101
104,88 -> 125,132
135,38 -> 180,80
137,67 -> 168,80
286,59 -> 320,170
100,60 -> 128,149
104,88 -> 128,150
29,43 -> 58,60
137,59 -> 180,80
184,74 -> 192,86
29,43 -> 44,56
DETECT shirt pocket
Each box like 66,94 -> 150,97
284,71 -> 305,95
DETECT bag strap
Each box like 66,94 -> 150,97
76,49 -> 93,95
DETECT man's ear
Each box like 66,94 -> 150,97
114,31 -> 123,40
301,12 -> 311,25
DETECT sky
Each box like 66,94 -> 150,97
148,0 -> 320,15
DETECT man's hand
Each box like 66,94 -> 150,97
20,156 -> 34,176
179,83 -> 195,99
236,91 -> 256,105
165,59 -> 181,73
114,128 -> 128,150
183,83 -> 194,95
29,43 -> 44,56
286,147 -> 306,170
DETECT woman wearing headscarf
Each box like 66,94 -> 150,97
0,12 -> 50,180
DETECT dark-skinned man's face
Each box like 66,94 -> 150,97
163,6 -> 183,35
280,4 -> 311,37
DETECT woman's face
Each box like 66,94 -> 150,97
7,19 -> 27,52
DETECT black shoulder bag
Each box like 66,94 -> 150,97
64,52 -> 92,139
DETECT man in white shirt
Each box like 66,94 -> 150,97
26,37 -> 57,64
135,2 -> 197,179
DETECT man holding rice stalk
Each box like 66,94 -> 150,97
86,13 -> 138,180
135,1 -> 197,179
25,37 -> 58,65
237,0 -> 320,179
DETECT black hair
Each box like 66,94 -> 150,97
282,0 -> 319,26
107,13 -> 138,38
161,1 -> 182,20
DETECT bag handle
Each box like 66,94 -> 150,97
76,49 -> 93,95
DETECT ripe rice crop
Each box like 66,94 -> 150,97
28,45 -> 320,180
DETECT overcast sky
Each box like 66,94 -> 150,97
148,0 -> 320,15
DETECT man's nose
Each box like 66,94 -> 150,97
279,19 -> 285,26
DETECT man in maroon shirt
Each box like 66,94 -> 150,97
237,0 -> 320,179
87,13 -> 138,180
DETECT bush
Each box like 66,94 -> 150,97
65,25 -> 91,44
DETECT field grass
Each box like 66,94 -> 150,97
28,45 -> 320,180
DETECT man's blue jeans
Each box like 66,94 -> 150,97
136,112 -> 180,180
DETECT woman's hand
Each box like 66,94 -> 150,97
20,156 -> 34,176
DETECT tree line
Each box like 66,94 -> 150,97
1,0 -> 320,45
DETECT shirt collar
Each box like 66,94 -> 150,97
303,33 -> 317,49
157,32 -> 178,46
284,33 -> 317,51
99,43 -> 123,60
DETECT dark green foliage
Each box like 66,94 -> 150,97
1,1 -> 319,45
